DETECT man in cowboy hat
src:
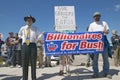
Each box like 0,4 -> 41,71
19,15 -> 40,80
24,15 -> 36,23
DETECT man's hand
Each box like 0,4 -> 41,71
10,42 -> 15,45
115,38 -> 119,41
103,30 -> 109,34
37,40 -> 43,44
14,40 -> 19,44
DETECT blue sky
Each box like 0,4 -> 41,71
0,0 -> 120,42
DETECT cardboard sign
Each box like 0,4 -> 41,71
54,6 -> 76,31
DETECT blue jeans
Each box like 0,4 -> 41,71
92,47 -> 109,75
7,46 -> 13,64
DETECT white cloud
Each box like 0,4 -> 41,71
115,4 -> 120,11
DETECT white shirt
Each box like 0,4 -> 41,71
88,21 -> 109,32
18,25 -> 40,43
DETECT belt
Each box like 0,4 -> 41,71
37,46 -> 42,48
23,42 -> 36,44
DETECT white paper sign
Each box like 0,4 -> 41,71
55,6 -> 76,31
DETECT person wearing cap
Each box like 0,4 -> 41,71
111,30 -> 120,66
12,33 -> 22,67
18,15 -> 40,80
55,29 -> 76,76
86,26 -> 94,67
88,12 -> 112,78
5,32 -> 15,66
0,35 -> 4,56
36,32 -> 44,68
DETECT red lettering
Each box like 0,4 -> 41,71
63,34 -> 67,39
61,41 -> 78,50
79,34 -> 84,39
61,41 -> 67,50
97,34 -> 102,40
46,33 -> 53,40
93,43 -> 98,48
97,41 -> 104,50
85,33 -> 91,39
66,44 -> 72,49
92,34 -> 97,40
80,41 -> 87,49
88,42 -> 92,48
80,41 -> 104,51
67,35 -> 73,39
46,33 -> 103,41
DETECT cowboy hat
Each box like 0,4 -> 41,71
24,15 -> 36,23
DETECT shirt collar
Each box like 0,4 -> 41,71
25,25 -> 32,29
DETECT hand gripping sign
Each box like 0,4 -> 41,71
44,32 -> 104,56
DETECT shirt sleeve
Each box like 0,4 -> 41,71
18,27 -> 24,38
103,21 -> 109,31
35,27 -> 41,41
38,33 -> 43,40
88,24 -> 93,32
111,36 -> 116,44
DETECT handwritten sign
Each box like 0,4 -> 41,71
54,6 -> 76,31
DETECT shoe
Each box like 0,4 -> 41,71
59,71 -> 64,75
86,63 -> 90,67
49,65 -> 52,67
18,65 -> 21,68
66,71 -> 71,76
115,64 -> 118,67
70,58 -> 73,63
80,63 -> 85,66
45,64 -> 52,67
92,74 -> 98,78
16,64 -> 21,68
38,65 -> 42,68
104,74 -> 112,79
38,66 -> 41,68
10,65 -> 14,68
45,64 -> 48,67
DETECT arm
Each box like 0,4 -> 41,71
88,25 -> 92,32
103,21 -> 109,34
5,37 -> 10,46
18,27 -> 23,38
119,36 -> 120,44
18,27 -> 24,44
37,32 -> 44,44
111,36 -> 116,45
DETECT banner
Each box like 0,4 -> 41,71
44,32 -> 104,56
54,6 -> 76,31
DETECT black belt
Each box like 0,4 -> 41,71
23,42 -> 36,44
37,46 -> 42,48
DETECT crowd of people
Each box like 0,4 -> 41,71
0,11 -> 120,80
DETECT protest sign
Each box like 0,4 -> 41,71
44,32 -> 104,56
54,6 -> 76,31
